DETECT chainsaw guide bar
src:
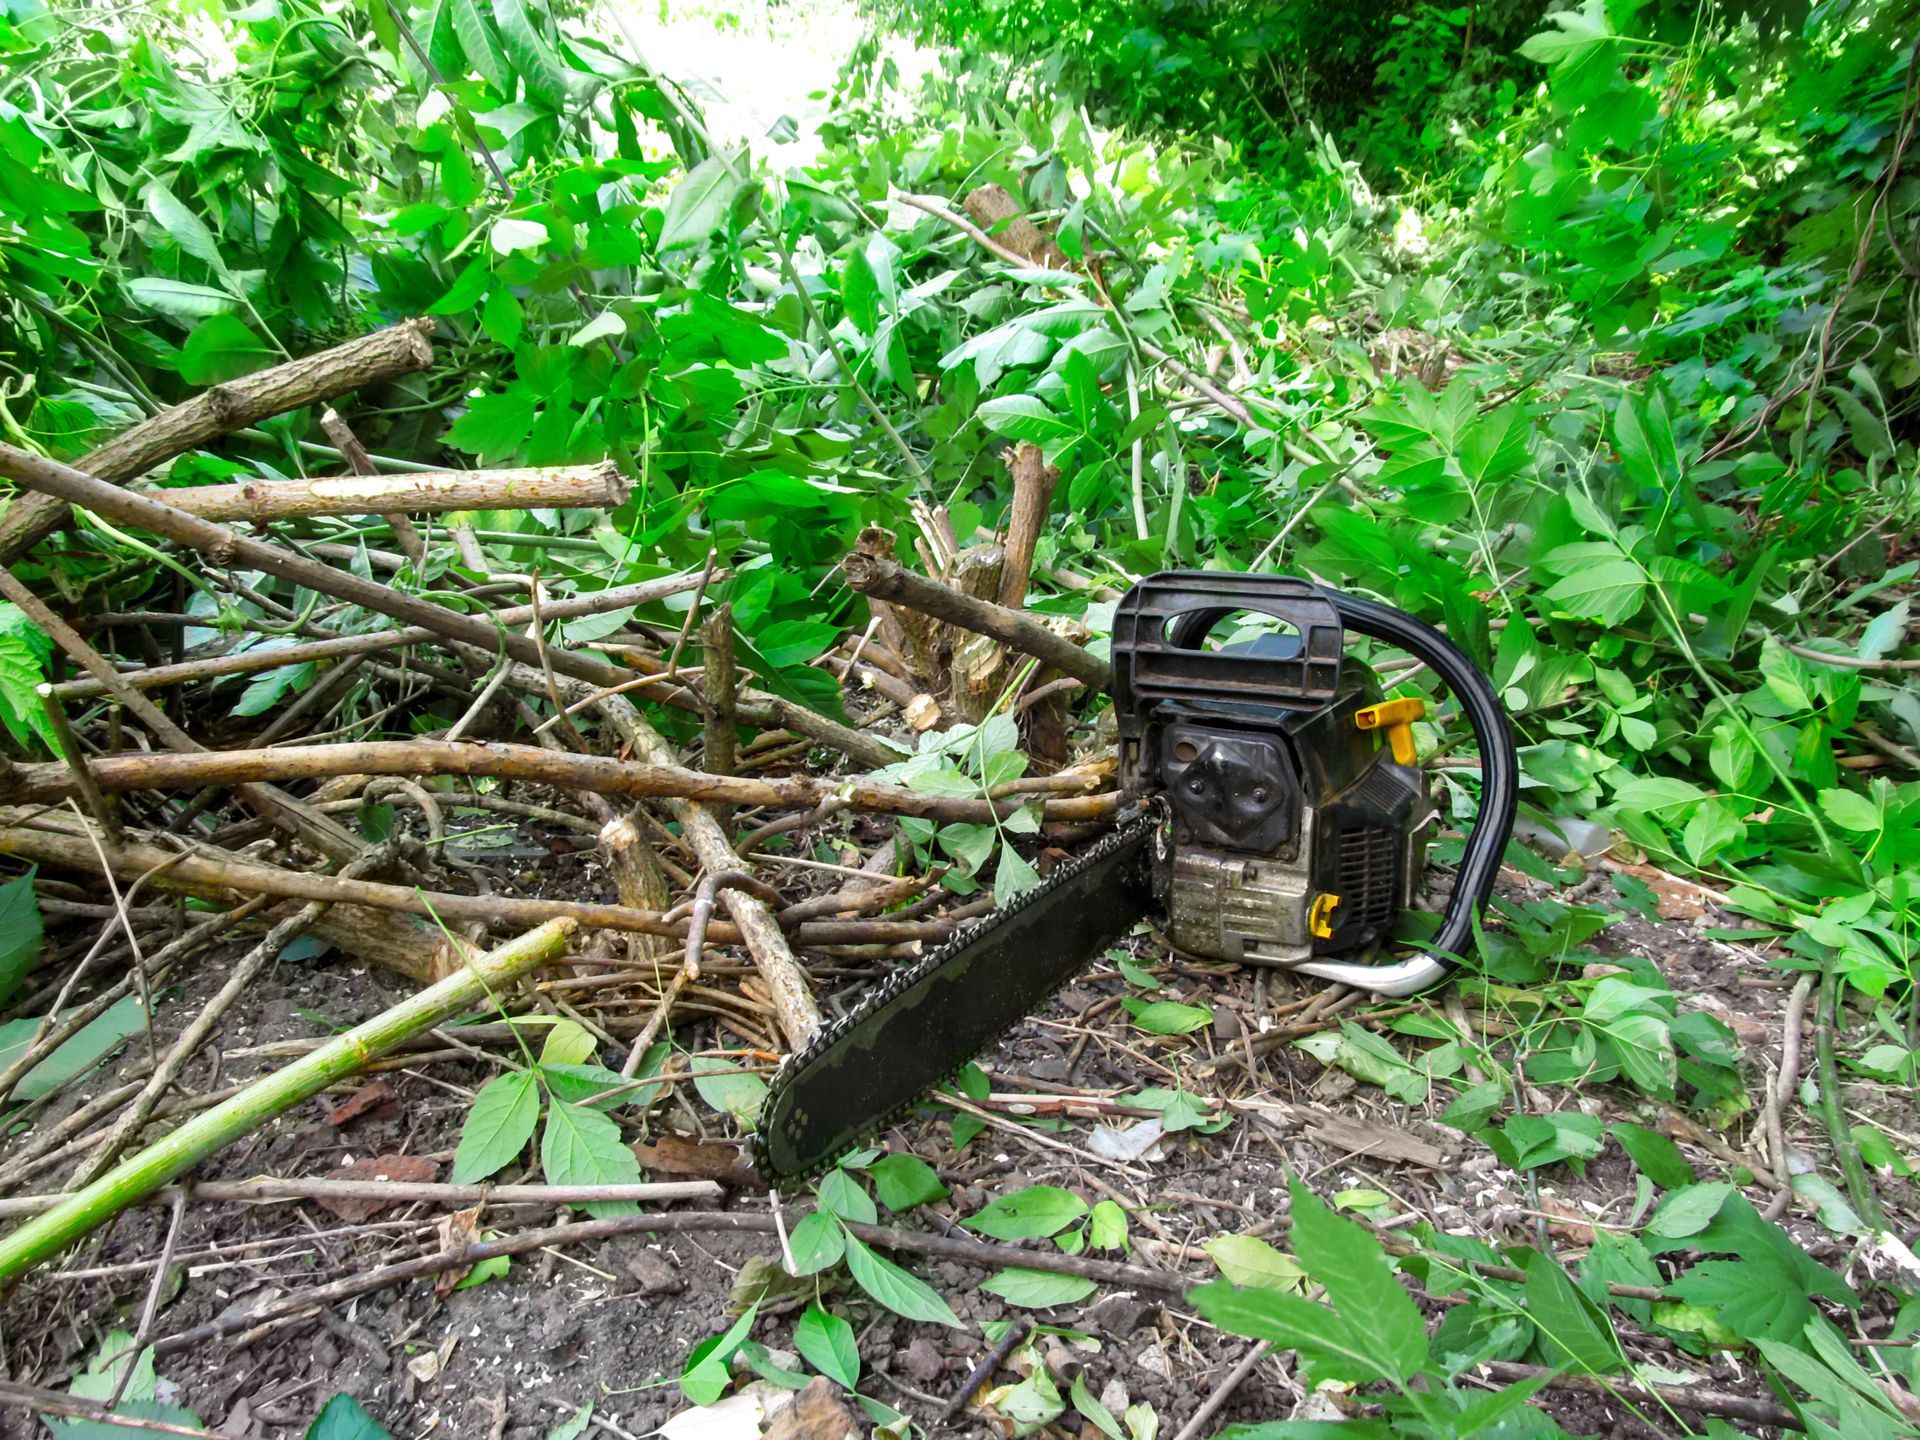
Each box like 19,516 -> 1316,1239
750,812 -> 1158,1186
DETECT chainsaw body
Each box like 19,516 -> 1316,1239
1113,574 -> 1433,967
751,569 -> 1518,1183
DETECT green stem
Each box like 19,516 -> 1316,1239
1815,968 -> 1888,1233
0,919 -> 576,1284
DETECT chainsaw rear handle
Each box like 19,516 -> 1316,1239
1289,590 -> 1519,996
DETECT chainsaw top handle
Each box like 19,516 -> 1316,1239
1295,589 -> 1519,996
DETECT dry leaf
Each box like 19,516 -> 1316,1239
325,1078 -> 398,1127
631,1133 -> 764,1189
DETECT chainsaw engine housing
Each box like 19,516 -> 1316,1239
1112,574 -> 1433,966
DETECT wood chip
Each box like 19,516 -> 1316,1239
1305,1114 -> 1449,1168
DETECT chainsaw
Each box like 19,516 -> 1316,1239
752,572 -> 1518,1184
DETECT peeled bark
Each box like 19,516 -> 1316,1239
138,462 -> 627,523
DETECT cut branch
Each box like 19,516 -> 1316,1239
0,739 -> 1118,822
841,550 -> 1111,692
0,317 -> 435,560
135,461 -> 628,523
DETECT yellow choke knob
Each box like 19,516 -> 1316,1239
1308,892 -> 1342,940
1355,697 -> 1427,766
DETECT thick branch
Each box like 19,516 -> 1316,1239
0,318 -> 435,560
841,551 -> 1111,692
137,462 -> 628,523
0,740 -> 1117,822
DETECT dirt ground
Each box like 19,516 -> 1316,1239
1,809 -> 1912,1440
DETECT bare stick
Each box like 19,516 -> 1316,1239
620,871 -> 778,1076
0,739 -> 1120,823
0,568 -> 361,862
37,684 -> 120,846
48,570 -> 713,701
840,551 -> 1110,691
0,918 -> 576,1282
0,318 -> 435,560
74,847 -> 407,1187
939,1317 -> 1033,1423
319,405 -> 423,568
137,461 -> 628,523
0,1380 -> 225,1439
1169,1340 -> 1274,1440
0,1177 -> 724,1219
104,1189 -> 189,1408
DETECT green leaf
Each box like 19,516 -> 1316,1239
681,1306 -> 757,1405
1542,557 -> 1645,626
0,996 -> 144,1103
1204,1234 -> 1307,1293
1646,1183 -> 1735,1239
539,1019 -> 598,1067
1440,1078 -> 1504,1134
787,1211 -> 845,1275
660,155 -> 746,252
568,311 -> 627,347
1288,1179 -> 1427,1383
794,1303 -> 859,1388
304,1394 -> 394,1440
446,390 -> 534,461
992,845 -> 1042,907
817,1168 -> 878,1225
842,1231 -> 963,1326
1522,1249 -> 1624,1374
451,1070 -> 540,1183
981,1267 -> 1097,1308
977,394 -> 1079,447
0,871 -> 44,1008
967,1185 -> 1088,1240
1818,788 -> 1881,833
480,287 -> 524,348
1121,997 -> 1213,1035
142,178 -> 224,270
1187,1280 -> 1387,1386
1070,1373 -> 1123,1440
491,0 -> 567,109
690,1064 -> 766,1125
540,1098 -> 643,1214
867,1153 -> 947,1212
1610,1123 -> 1693,1188
450,0 -> 513,94
178,314 -> 276,386
489,217 -> 548,254
1088,1199 -> 1129,1252
453,1250 -> 510,1290
544,1404 -> 592,1440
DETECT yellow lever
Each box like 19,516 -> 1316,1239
1308,893 -> 1342,940
1355,697 -> 1426,766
